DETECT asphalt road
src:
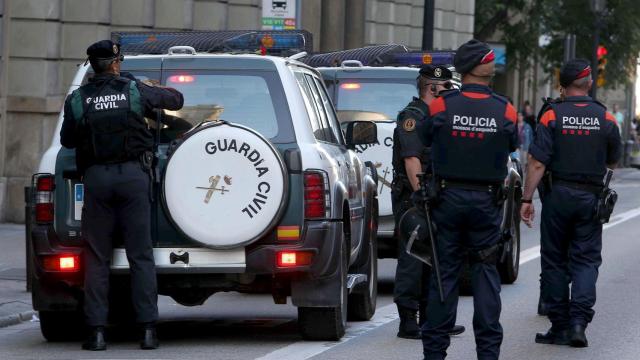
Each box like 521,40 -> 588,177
1,169 -> 640,359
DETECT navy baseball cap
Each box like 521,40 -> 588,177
86,40 -> 121,60
453,39 -> 495,75
419,65 -> 453,81
560,58 -> 592,87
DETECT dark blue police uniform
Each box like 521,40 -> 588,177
392,96 -> 431,322
420,83 -> 517,359
529,97 -> 621,337
60,40 -> 183,350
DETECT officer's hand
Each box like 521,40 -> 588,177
520,203 -> 535,228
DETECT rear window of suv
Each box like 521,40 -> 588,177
333,79 -> 417,121
162,70 -> 293,142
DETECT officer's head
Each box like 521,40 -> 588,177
417,65 -> 453,101
454,39 -> 495,85
560,58 -> 592,95
86,40 -> 124,75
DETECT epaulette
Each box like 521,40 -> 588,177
491,92 -> 509,105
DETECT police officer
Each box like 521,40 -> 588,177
391,65 -> 464,339
60,40 -> 184,351
419,40 -> 518,360
521,58 -> 622,347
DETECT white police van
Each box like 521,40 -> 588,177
27,31 -> 379,341
311,47 -> 523,285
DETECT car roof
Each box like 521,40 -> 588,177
317,66 -> 419,80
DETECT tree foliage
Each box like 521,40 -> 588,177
475,0 -> 640,87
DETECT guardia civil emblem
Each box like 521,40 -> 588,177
196,175 -> 231,203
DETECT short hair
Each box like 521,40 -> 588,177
89,58 -> 114,74
570,75 -> 591,91
416,75 -> 432,97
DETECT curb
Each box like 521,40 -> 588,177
0,310 -> 36,329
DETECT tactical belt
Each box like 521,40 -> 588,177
554,179 -> 602,195
440,179 -> 500,193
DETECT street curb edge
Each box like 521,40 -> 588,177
0,310 -> 36,329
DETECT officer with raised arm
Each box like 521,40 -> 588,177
521,59 -> 622,347
60,40 -> 183,351
419,40 -> 518,360
391,65 -> 464,339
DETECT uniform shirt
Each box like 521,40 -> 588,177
396,97 -> 429,159
60,72 -> 184,149
420,84 -> 518,151
529,96 -> 622,184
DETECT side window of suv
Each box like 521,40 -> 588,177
304,74 -> 338,144
311,76 -> 344,145
295,72 -> 327,142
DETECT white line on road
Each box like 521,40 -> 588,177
256,205 -> 640,360
520,205 -> 640,265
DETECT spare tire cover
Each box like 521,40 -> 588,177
163,122 -> 287,249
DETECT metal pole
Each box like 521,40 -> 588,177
422,0 -> 434,50
590,21 -> 600,99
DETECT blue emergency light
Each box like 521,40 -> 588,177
388,51 -> 455,66
112,30 -> 313,56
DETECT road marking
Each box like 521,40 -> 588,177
255,303 -> 398,360
520,205 -> 640,265
257,204 -> 640,360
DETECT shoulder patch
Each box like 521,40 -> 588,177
403,118 -> 416,132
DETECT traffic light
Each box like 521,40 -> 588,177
597,45 -> 607,87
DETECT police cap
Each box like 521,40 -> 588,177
559,58 -> 592,88
419,65 -> 452,81
453,39 -> 495,75
86,40 -> 121,60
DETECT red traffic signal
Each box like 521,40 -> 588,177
597,45 -> 608,59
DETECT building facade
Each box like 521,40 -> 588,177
0,0 -> 474,222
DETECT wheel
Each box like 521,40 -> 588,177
298,239 -> 348,340
499,190 -> 521,284
348,199 -> 378,321
39,310 -> 84,342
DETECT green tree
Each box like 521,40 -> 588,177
475,0 -> 640,87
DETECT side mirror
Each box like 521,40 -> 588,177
345,121 -> 377,149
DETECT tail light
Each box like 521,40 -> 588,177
304,171 -> 330,219
34,174 -> 55,224
42,254 -> 80,272
276,251 -> 314,268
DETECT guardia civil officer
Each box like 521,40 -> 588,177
392,65 -> 465,339
60,40 -> 184,351
521,58 -> 621,347
419,40 -> 518,360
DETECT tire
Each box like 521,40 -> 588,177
39,310 -> 84,342
298,239 -> 348,340
348,199 -> 378,321
499,191 -> 521,284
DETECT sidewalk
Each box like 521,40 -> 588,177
0,223 -> 35,328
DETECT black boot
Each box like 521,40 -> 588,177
82,326 -> 106,351
535,327 -> 570,345
397,307 -> 421,339
569,324 -> 588,348
140,323 -> 159,350
448,325 -> 465,336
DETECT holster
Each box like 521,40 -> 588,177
469,243 -> 500,265
494,183 -> 507,207
595,188 -> 617,224
140,151 -> 155,202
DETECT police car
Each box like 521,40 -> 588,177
26,31 -> 379,341
312,47 -> 523,285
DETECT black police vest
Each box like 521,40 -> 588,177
70,77 -> 148,166
548,100 -> 608,180
432,92 -> 510,183
392,101 -> 430,179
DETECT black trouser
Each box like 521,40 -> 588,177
391,187 -> 430,311
540,185 -> 602,330
422,188 -> 503,360
82,161 -> 158,327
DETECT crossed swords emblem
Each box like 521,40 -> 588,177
196,175 -> 232,203
375,162 -> 392,194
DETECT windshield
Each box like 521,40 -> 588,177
334,80 -> 417,121
161,70 -> 293,142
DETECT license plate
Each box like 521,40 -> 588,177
74,184 -> 83,221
